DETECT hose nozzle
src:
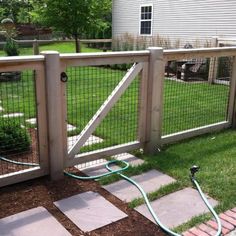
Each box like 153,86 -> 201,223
190,165 -> 200,179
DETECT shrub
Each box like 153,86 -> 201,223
3,38 -> 19,56
0,122 -> 31,155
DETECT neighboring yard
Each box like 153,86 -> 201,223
0,42 -> 103,56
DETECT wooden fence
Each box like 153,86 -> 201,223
0,39 -> 112,54
0,46 -> 236,187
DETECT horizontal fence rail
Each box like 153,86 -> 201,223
0,46 -> 236,184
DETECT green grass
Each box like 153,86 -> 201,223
100,129 -> 236,232
0,42 -> 103,56
163,80 -> 229,135
0,67 -> 230,152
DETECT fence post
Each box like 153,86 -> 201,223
144,47 -> 165,155
41,51 -> 65,180
229,56 -> 236,128
208,37 -> 219,84
33,39 -> 39,55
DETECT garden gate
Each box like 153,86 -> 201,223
61,48 -> 164,169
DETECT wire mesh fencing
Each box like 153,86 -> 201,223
66,64 -> 140,157
163,56 -> 231,136
0,70 -> 39,175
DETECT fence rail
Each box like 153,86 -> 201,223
0,46 -> 236,186
0,39 -> 112,54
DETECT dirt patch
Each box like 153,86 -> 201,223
0,172 -> 166,236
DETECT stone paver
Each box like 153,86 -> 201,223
26,118 -> 37,125
67,124 -> 76,131
135,187 -> 218,228
227,229 -> 236,236
67,135 -> 103,150
206,220 -> 231,235
183,207 -> 236,236
0,207 -> 71,236
197,223 -> 217,236
2,113 -> 24,118
54,191 -> 127,232
77,159 -> 109,177
103,170 -> 176,202
113,153 -> 145,166
79,153 -> 145,177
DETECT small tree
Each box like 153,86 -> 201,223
37,0 -> 110,52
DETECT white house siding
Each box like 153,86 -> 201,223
112,0 -> 236,47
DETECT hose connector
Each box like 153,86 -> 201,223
190,165 -> 200,181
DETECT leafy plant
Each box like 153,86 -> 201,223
3,38 -> 19,56
0,122 -> 31,155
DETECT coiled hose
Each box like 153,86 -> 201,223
0,156 -> 222,236
65,160 -> 222,236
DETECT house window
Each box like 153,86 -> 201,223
140,5 -> 152,35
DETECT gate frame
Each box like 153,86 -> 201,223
62,48 -> 164,169
0,56 -> 49,187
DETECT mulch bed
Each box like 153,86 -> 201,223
0,128 -> 166,235
0,173 -> 166,236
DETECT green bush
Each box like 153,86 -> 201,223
3,38 -> 19,56
0,122 -> 31,155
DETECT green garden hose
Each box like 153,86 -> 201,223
65,160 -> 222,236
64,160 -> 129,180
0,155 -> 222,236
0,156 -> 39,166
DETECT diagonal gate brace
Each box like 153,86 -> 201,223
68,62 -> 143,158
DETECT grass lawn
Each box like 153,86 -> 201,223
0,65 -> 230,152
100,129 -> 236,233
0,42 -> 103,56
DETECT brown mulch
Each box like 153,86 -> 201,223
0,173 -> 166,236
0,129 -> 166,235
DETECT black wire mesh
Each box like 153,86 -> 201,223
0,70 -> 39,175
66,65 -> 140,156
163,56 -> 231,135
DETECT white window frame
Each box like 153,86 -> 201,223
139,4 -> 153,36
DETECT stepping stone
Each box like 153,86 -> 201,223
113,153 -> 145,166
103,170 -> 176,202
54,191 -> 127,232
26,118 -> 37,125
227,230 -> 236,236
67,135 -> 103,150
67,124 -> 76,131
0,106 -> 4,112
78,153 -> 144,177
135,187 -> 218,228
76,158 -> 108,177
2,113 -> 24,118
0,206 -> 71,236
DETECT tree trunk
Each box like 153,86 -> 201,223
74,34 -> 81,53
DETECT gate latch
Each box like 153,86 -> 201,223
61,72 -> 68,82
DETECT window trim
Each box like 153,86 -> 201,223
139,4 -> 153,36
